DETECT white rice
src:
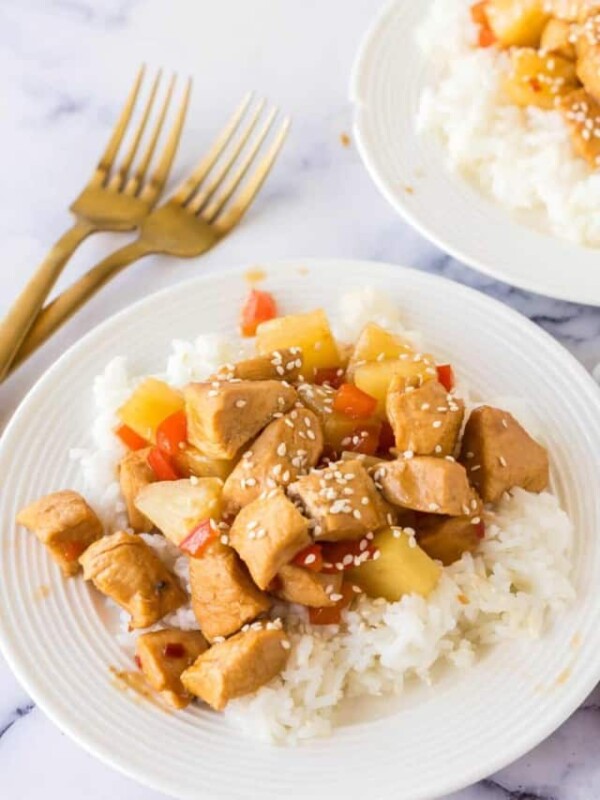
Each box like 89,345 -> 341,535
416,0 -> 600,245
72,289 -> 574,743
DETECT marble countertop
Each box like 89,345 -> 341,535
1,1 -> 599,798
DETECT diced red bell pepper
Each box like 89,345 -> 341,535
240,289 -> 278,337
470,0 -> 488,26
61,540 -> 88,563
475,520 -> 486,540
147,447 -> 180,481
378,420 -> 396,455
346,420 -> 382,456
436,364 -> 455,392
179,519 -> 217,558
163,642 -> 186,659
292,544 -> 323,572
320,538 -> 375,573
134,655 -> 142,670
115,424 -> 148,451
314,367 -> 345,389
156,410 -> 188,457
478,26 -> 497,47
308,583 -> 355,625
332,383 -> 378,420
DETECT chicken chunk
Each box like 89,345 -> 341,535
386,379 -> 464,457
274,564 -> 343,607
416,502 -> 483,566
212,348 -> 304,383
181,627 -> 290,710
16,490 -> 103,577
374,456 -> 475,516
229,489 -> 311,589
119,448 -> 155,533
559,89 -> 600,166
221,409 -> 323,515
136,629 -> 208,709
189,541 -> 270,641
459,406 -> 549,503
184,379 -> 297,459
288,459 -> 392,542
173,445 -> 234,482
79,531 -> 186,628
134,478 -> 222,546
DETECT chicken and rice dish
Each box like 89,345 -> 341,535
16,287 -> 574,740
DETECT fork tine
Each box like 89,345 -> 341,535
139,77 -> 192,204
213,117 -> 291,234
124,73 -> 176,197
89,65 -> 146,188
186,98 -> 265,214
202,107 -> 278,224
107,69 -> 162,191
170,92 -> 253,205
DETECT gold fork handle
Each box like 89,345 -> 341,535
0,220 -> 95,381
8,239 -> 153,376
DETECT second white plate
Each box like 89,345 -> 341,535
350,0 -> 600,306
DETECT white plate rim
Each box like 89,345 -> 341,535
349,0 -> 600,307
1,258 -> 600,800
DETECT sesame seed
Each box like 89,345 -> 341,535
421,403 -> 431,411
432,420 -> 442,429
498,455 -> 507,467
471,517 -> 481,525
403,450 -> 414,459
470,465 -> 481,472
501,419 -> 508,429
189,475 -> 199,485
281,640 -> 291,650
429,502 -> 440,511
235,399 -> 247,408
208,390 -> 219,397
329,593 -> 343,602
220,534 -> 229,545
434,445 -> 442,454
372,549 -> 381,560
277,443 -> 287,457
361,497 -> 370,506
353,509 -> 362,520
304,553 -> 316,565
465,451 -> 474,459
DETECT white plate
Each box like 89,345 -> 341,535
350,0 -> 600,307
1,259 -> 600,800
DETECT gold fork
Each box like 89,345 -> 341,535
0,66 -> 191,381
8,95 -> 290,377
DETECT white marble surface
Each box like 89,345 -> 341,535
1,0 -> 599,798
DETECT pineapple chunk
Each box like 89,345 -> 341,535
503,48 -> 579,109
486,0 -> 550,47
540,17 -> 576,59
118,379 -> 184,443
346,527 -> 441,601
173,445 -> 235,481
134,478 -> 223,546
353,358 -> 436,414
256,309 -> 340,378
346,323 -> 414,378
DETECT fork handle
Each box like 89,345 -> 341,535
7,239 -> 153,376
0,220 -> 95,381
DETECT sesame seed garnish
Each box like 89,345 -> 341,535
220,534 -> 229,545
434,445 -> 442,454
208,389 -> 219,397
189,475 -> 199,485
471,517 -> 481,525
498,455 -> 507,467
277,443 -> 287,457
304,553 -> 317,565
465,451 -> 474,459
421,403 -> 430,411
501,419 -> 508,429
403,450 -> 414,459
470,465 -> 481,472
429,502 -> 440,511
361,497 -> 370,506
432,420 -> 442,429
329,593 -> 343,602
235,399 -> 247,408
281,640 -> 291,650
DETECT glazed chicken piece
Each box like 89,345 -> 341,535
274,564 -> 343,608
212,348 -> 304,383
416,495 -> 483,566
221,409 -> 323,515
374,456 -> 475,516
119,448 -> 155,533
229,489 -> 311,589
459,406 -> 549,503
288,459 -> 392,542
134,478 -> 223,546
189,541 -> 271,641
181,627 -> 290,710
386,379 -> 465,457
136,628 -> 209,709
173,445 -> 234,482
16,490 -> 103,577
79,531 -> 186,628
184,379 -> 297,459
559,89 -> 600,166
